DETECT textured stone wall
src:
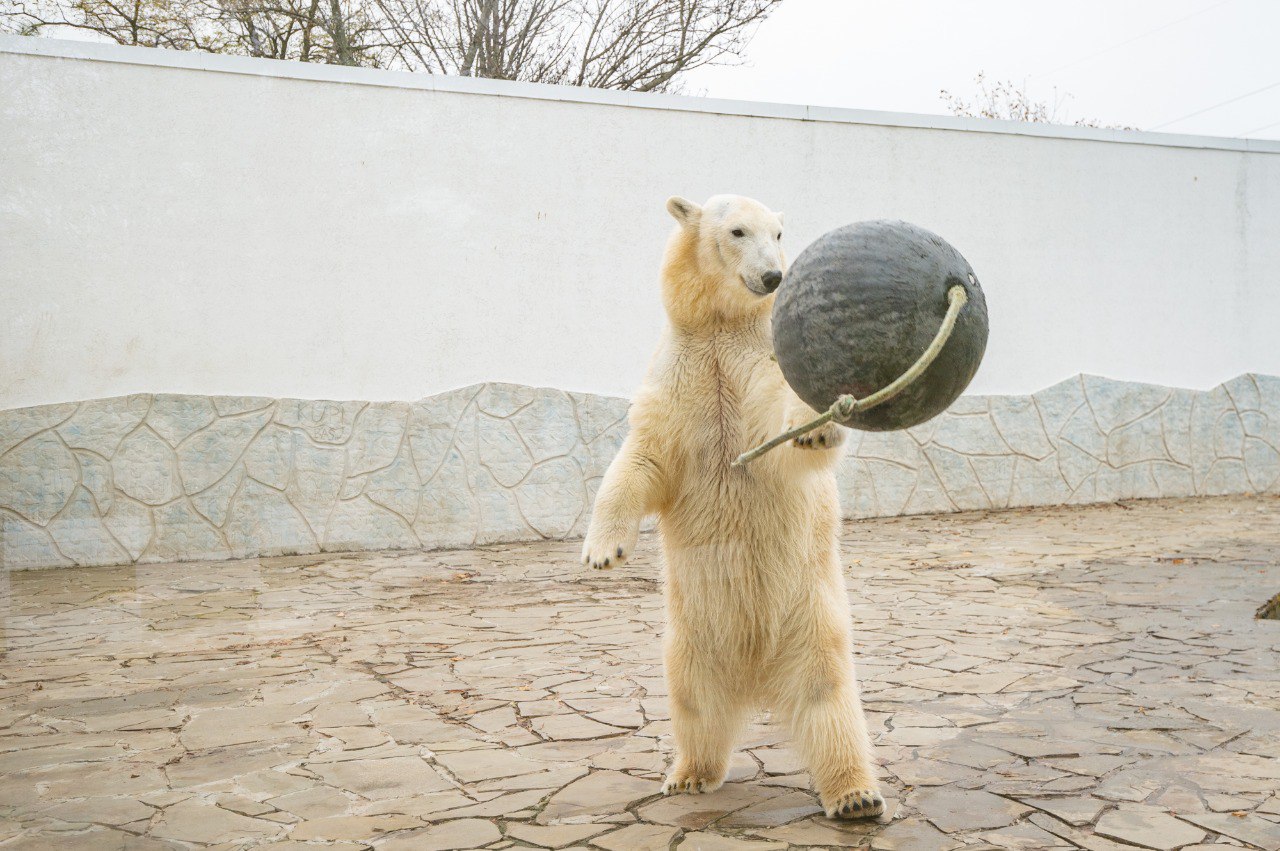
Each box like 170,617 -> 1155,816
2,375 -> 1277,570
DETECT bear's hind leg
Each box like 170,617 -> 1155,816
775,619 -> 883,819
663,639 -> 747,795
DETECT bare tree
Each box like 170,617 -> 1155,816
3,0 -> 780,90
212,0 -> 396,64
376,0 -> 574,80
1,0 -> 400,65
940,72 -> 1134,130
569,0 -> 779,91
210,0 -> 320,60
374,0 -> 784,90
2,0 -> 225,49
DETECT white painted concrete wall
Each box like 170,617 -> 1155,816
3,37 -> 1279,411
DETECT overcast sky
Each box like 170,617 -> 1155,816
684,0 -> 1280,140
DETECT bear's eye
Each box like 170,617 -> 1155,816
777,232 -> 782,240
731,228 -> 745,238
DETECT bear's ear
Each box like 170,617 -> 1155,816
776,211 -> 785,226
666,196 -> 702,228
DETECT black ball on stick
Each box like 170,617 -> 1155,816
772,220 -> 989,432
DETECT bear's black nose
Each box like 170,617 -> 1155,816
762,270 -> 783,292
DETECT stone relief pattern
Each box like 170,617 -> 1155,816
0,385 -> 630,571
1,374 -> 1277,570
836,373 -> 1280,520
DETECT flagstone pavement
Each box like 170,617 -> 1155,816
2,495 -> 1279,850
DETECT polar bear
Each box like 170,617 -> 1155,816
581,194 -> 884,819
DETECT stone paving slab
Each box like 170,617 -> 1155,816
1,495 -> 1278,849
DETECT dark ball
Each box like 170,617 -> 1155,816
772,220 -> 988,432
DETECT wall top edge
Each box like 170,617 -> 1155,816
4,35 -> 1280,156
2,373 -> 1274,417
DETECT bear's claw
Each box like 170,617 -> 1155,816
662,773 -> 723,795
790,421 -> 845,451
581,529 -> 635,570
825,788 -> 885,820
583,553 -> 617,570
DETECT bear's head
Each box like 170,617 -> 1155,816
662,194 -> 786,329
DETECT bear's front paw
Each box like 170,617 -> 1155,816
581,521 -> 639,570
791,420 -> 845,450
823,787 -> 885,820
662,764 -> 725,795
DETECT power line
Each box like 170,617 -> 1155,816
1033,0 -> 1234,81
1148,80 -> 1280,130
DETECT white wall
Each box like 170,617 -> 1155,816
3,37 -> 1279,411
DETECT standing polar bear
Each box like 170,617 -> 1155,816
581,194 -> 884,819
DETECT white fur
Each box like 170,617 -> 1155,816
582,195 -> 884,819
